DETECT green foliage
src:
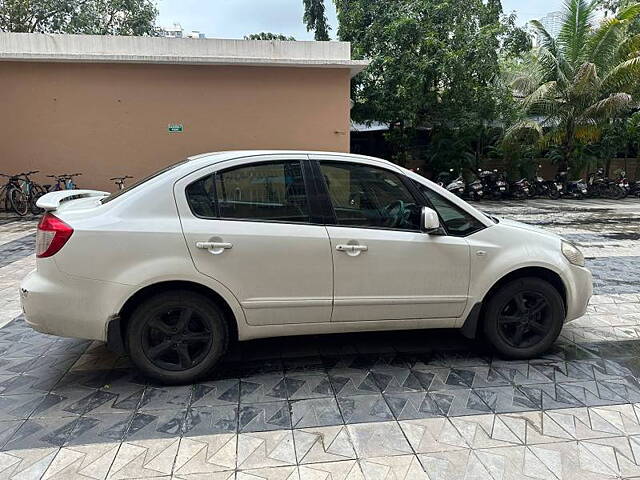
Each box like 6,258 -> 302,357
0,0 -> 157,35
502,13 -> 532,57
244,32 -> 296,41
303,0 -> 330,41
505,0 -> 640,170
335,0 -> 515,167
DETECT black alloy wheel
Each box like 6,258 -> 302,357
496,291 -> 551,349
127,290 -> 228,384
483,277 -> 564,359
142,307 -> 213,371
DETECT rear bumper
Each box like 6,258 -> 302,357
20,265 -> 131,342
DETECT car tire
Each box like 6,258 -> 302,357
482,277 -> 564,359
127,290 -> 228,385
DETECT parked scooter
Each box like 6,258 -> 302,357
436,169 -> 454,187
436,169 -> 466,197
509,178 -> 531,199
587,167 -> 624,199
556,168 -> 588,199
613,170 -> 630,199
465,175 -> 484,201
479,169 -> 508,199
530,164 -> 561,199
447,173 -> 466,197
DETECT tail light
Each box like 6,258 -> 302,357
36,213 -> 73,258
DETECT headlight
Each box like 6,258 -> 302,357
562,241 -> 585,267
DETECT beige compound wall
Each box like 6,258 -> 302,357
0,62 -> 351,192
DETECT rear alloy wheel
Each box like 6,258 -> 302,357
127,290 -> 228,384
483,277 -> 564,359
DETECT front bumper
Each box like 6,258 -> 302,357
20,265 -> 131,342
564,264 -> 593,322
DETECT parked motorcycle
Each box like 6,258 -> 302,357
530,164 -> 561,199
631,179 -> 640,197
479,169 -> 508,199
556,169 -> 588,199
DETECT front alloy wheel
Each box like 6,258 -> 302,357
483,277 -> 564,359
496,292 -> 552,349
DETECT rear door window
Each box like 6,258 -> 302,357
186,160 -> 310,223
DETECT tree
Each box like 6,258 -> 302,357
334,0 -> 510,167
0,0 -> 157,35
303,0 -> 330,41
502,13 -> 532,58
505,0 -> 640,171
244,32 -> 296,41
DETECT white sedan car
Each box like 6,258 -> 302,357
21,151 -> 592,384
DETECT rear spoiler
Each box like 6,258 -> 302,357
36,190 -> 110,211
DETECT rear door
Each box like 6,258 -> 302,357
175,155 -> 333,326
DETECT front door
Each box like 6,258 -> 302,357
178,157 -> 333,326
317,159 -> 471,322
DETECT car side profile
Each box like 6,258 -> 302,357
21,151 -> 593,384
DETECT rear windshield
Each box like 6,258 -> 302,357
101,160 -> 189,204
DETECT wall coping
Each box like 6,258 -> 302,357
0,32 -> 368,76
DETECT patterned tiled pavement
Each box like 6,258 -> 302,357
0,199 -> 639,479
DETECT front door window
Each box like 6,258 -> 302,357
319,162 -> 421,231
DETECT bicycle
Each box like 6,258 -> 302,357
20,171 -> 47,215
63,173 -> 81,190
45,174 -> 69,191
45,173 -> 82,191
110,175 -> 133,191
0,170 -> 42,216
0,174 -> 26,215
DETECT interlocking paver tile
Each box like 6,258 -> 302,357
289,397 -> 342,428
348,421 -> 412,457
293,425 -> 356,464
336,394 -> 394,424
173,433 -> 236,476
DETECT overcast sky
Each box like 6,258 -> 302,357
156,0 -> 564,40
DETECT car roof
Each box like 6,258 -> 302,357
185,150 -> 389,169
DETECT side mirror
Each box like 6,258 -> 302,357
421,206 -> 440,233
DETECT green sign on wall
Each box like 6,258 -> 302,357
168,123 -> 184,133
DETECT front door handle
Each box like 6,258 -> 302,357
336,244 -> 368,254
196,241 -> 233,254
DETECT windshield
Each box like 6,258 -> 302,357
101,160 -> 189,204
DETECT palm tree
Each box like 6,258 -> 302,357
505,0 -> 640,170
